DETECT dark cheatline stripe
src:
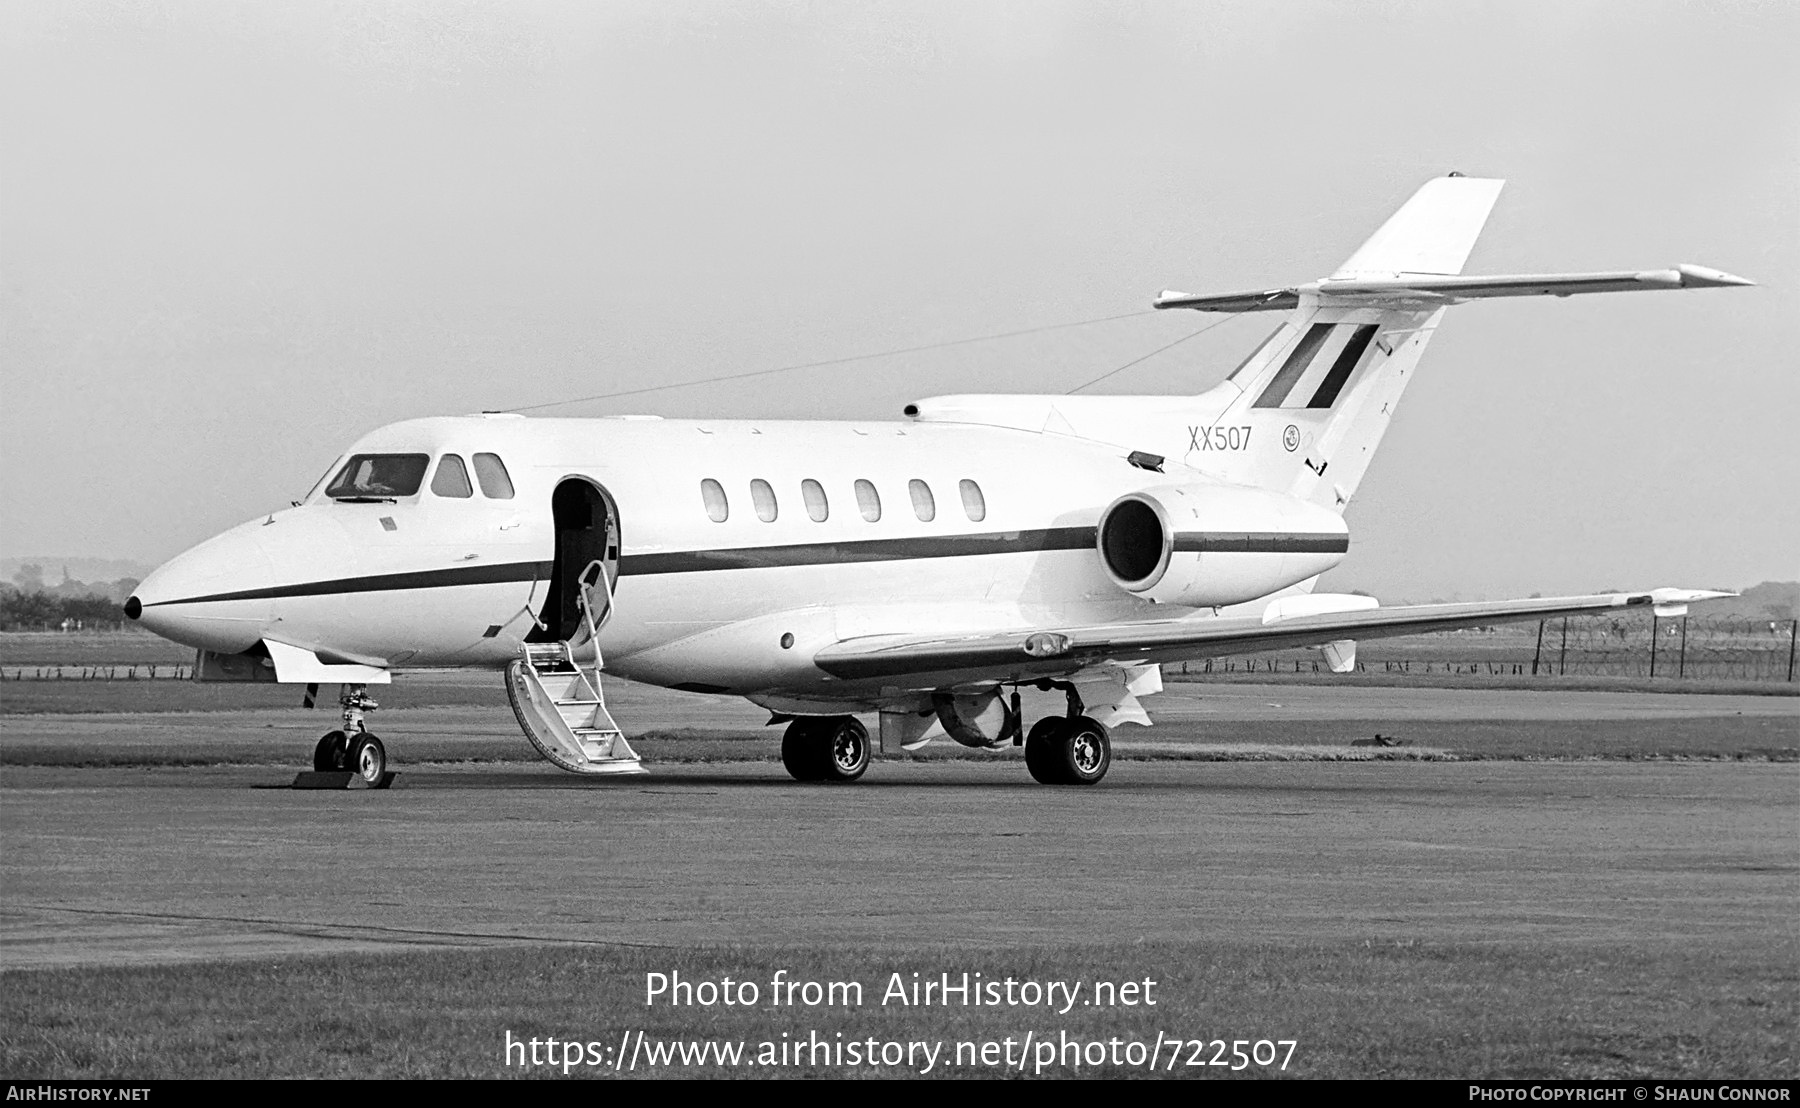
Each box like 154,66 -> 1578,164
619,527 -> 1097,575
1252,322 -> 1334,408
145,560 -> 554,607
147,527 -> 1349,606
1171,532 -> 1349,554
1306,323 -> 1379,409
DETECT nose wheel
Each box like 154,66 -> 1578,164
313,731 -> 349,771
309,685 -> 390,786
347,733 -> 387,785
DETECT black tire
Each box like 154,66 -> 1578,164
818,717 -> 870,783
313,731 -> 349,772
1024,717 -> 1070,784
1061,716 -> 1111,785
1025,716 -> 1111,785
781,720 -> 823,782
348,733 -> 387,786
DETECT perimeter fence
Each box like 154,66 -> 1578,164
1,663 -> 194,681
1179,614 -> 1798,683
1,617 -> 1794,684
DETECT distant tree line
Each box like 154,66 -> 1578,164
0,589 -> 135,631
1,564 -> 140,630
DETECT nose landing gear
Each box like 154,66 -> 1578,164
310,685 -> 388,787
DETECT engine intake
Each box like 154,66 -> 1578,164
1096,483 -> 1349,608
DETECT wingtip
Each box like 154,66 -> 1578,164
1676,264 -> 1755,288
1648,587 -> 1738,604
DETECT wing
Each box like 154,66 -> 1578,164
812,588 -> 1731,684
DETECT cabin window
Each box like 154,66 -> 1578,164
959,479 -> 986,522
909,479 -> 936,522
431,454 -> 474,498
751,479 -> 778,522
472,453 -> 515,499
325,454 -> 430,499
701,478 -> 729,522
855,479 -> 881,522
801,479 -> 829,522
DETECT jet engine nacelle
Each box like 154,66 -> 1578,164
1096,483 -> 1349,608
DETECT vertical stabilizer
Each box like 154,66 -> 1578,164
1162,176 -> 1507,512
1332,176 -> 1507,278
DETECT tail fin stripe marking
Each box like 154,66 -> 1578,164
1252,323 -> 1334,408
1306,324 -> 1380,409
1225,325 -> 1286,385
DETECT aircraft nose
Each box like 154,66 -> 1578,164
131,522 -> 277,653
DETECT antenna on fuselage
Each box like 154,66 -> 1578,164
500,309 -> 1160,413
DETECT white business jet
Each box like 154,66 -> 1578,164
125,176 -> 1749,786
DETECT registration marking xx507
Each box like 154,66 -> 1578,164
1189,425 -> 1252,452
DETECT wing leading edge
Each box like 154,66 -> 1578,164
812,589 -> 1732,684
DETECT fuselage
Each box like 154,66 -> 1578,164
130,411 -> 1344,702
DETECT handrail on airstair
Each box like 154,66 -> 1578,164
504,558 -> 643,775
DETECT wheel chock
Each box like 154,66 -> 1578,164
289,771 -> 398,790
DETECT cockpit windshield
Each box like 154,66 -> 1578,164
325,454 -> 430,500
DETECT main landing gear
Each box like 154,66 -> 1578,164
778,684 -> 1114,786
781,716 -> 871,783
311,684 -> 388,786
1022,680 -> 1112,786
1023,715 -> 1112,785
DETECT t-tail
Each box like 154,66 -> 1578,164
1155,174 -> 1753,513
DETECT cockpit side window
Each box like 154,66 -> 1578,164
325,454 -> 430,499
303,456 -> 346,502
473,453 -> 515,499
431,454 -> 474,498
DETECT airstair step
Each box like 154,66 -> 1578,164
508,638 -> 642,776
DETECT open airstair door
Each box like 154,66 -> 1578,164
528,479 -> 620,644
506,478 -> 643,775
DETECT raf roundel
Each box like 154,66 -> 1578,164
1282,425 -> 1301,452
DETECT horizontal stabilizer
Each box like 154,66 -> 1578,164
1156,264 -> 1754,313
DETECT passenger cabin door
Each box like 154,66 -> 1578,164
529,478 -> 621,647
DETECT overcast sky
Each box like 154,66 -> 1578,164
3,0 -> 1795,599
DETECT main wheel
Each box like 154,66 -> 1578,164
781,720 -> 825,782
781,717 -> 871,782
818,716 -> 870,783
313,731 -> 349,772
1024,717 -> 1070,784
348,733 -> 387,786
1062,716 -> 1112,785
1025,716 -> 1111,785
